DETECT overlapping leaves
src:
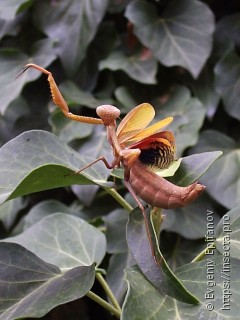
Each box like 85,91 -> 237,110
33,0 -> 109,75
0,210 -> 105,319
191,130 -> 240,209
125,0 -> 214,78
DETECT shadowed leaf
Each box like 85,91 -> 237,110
0,242 -> 95,320
125,0 -> 214,78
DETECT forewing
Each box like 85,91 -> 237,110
116,103 -> 155,143
126,117 -> 173,143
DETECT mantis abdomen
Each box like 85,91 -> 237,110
129,160 -> 205,209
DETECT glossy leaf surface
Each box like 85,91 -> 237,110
0,130 -> 110,205
0,39 -> 56,114
0,242 -> 95,320
122,257 -> 240,319
4,213 -> 106,270
216,207 -> 240,259
126,0 -> 214,78
127,208 -> 199,305
191,130 -> 240,209
33,0 -> 108,75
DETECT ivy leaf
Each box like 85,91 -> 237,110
0,130 -> 111,205
99,49 -> 158,84
59,80 -> 102,109
122,257 -> 240,319
71,125 -> 114,205
186,64 -> 220,119
215,207 -> 240,259
50,111 -> 94,144
125,0 -> 215,78
162,193 -> 218,239
0,39 -> 56,114
127,208 -> 199,305
0,16 -> 22,39
13,199 -> 84,234
0,242 -> 95,320
0,198 -> 25,231
0,49 -> 27,115
4,213 -> 106,269
103,209 -> 129,254
168,151 -> 223,186
106,252 -> 134,304
153,85 -> 206,156
191,130 -> 240,209
0,0 -> 31,20
33,0 -> 109,75
214,13 -> 240,60
214,48 -> 240,121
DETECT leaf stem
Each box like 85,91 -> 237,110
87,291 -> 121,318
96,272 -> 122,313
191,242 -> 216,263
105,187 -> 133,212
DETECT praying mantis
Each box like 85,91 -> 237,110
17,64 -> 205,260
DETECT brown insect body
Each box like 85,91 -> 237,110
128,160 -> 205,209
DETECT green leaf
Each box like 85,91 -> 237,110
0,16 -> 21,40
176,257 -> 240,318
99,49 -> 158,84
33,0 -> 109,75
59,80 -> 102,108
155,158 -> 182,178
0,39 -> 56,114
214,48 -> 240,121
162,193 -> 218,239
0,97 -> 29,148
0,49 -> 27,114
75,21 -> 118,91
106,252 -> 134,304
168,151 -> 223,186
0,130 -> 111,205
71,126 -> 114,205
165,239 -> 206,271
103,209 -> 129,254
186,64 -> 220,119
51,111 -> 94,144
123,257 -> 240,319
154,85 -> 206,156
0,0 -> 32,20
108,0 -> 130,13
125,0 -> 215,78
114,86 -> 138,112
0,242 -> 95,320
214,13 -> 240,60
127,208 -> 199,304
4,213 -> 106,269
122,266 -> 167,320
13,199 -> 84,235
191,130 -> 240,209
0,198 -> 25,230
215,207 -> 240,259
